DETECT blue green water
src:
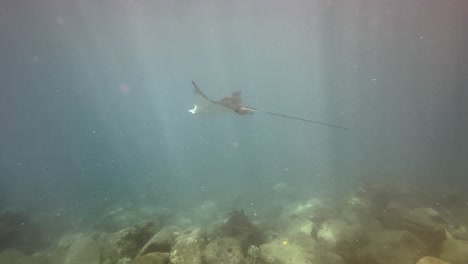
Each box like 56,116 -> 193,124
0,0 -> 467,247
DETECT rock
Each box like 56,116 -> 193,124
382,202 -> 446,250
280,214 -> 315,237
316,219 -> 364,253
416,256 -> 452,264
115,220 -> 156,259
63,233 -> 102,264
439,238 -> 468,264
169,229 -> 204,264
340,192 -> 384,231
116,258 -> 132,264
137,226 -> 180,256
100,220 -> 158,263
259,236 -> 344,264
292,198 -> 334,224
350,183 -> 396,218
132,252 -> 169,264
259,239 -> 310,264
48,232 -> 85,264
414,208 -> 468,241
0,248 -> 46,264
358,230 -> 427,264
48,247 -> 68,264
451,226 -> 468,241
202,237 -> 244,264
291,234 -> 345,264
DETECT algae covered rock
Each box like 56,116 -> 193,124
416,256 -> 452,264
259,236 -> 344,264
117,220 -> 156,258
259,239 -> 310,264
137,226 -> 180,257
316,219 -> 364,252
202,237 -> 244,264
439,238 -> 468,264
132,252 -> 169,264
291,233 -> 345,264
63,233 -> 102,264
382,202 -> 446,250
280,214 -> 315,237
54,219 -> 166,264
47,233 -> 79,264
100,220 -> 158,263
358,230 -> 427,264
169,228 -> 204,264
292,198 -> 334,224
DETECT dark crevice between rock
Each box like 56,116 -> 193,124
220,209 -> 265,255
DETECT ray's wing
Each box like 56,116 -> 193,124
192,80 -> 210,100
189,81 -> 233,114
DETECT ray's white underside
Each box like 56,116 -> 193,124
188,92 -> 232,114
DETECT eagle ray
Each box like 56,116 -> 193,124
189,81 -> 349,130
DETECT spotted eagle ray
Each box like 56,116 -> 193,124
189,80 -> 348,130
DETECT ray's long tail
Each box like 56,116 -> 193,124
244,106 -> 349,130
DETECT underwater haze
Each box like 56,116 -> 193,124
0,0 -> 467,262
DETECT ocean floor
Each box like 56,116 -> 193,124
1,182 -> 468,264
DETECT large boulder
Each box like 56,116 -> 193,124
100,220 -> 158,263
382,202 -> 446,250
340,192 -> 384,231
63,233 -> 102,264
259,236 -> 344,264
203,237 -> 244,264
292,198 -> 334,225
137,226 -> 180,257
47,233 -> 78,264
259,239 -> 311,264
278,213 -> 315,238
439,238 -> 468,264
416,256 -> 452,264
169,229 -> 204,264
358,230 -> 427,264
292,234 -> 345,264
316,219 -> 364,253
131,252 -> 169,264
